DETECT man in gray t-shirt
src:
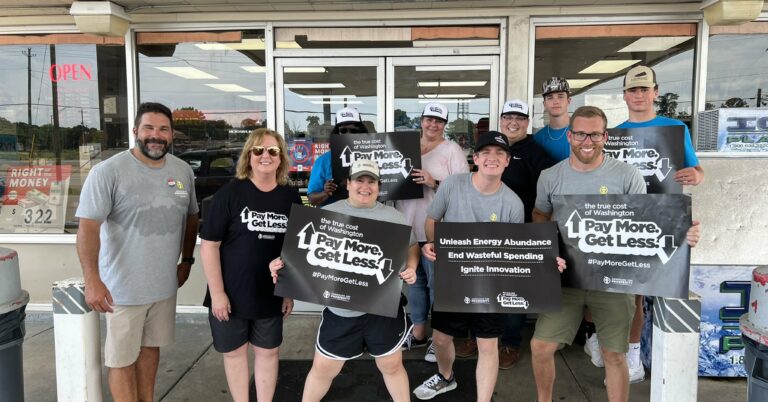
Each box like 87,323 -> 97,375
414,132 -> 523,402
76,102 -> 199,401
530,106 -> 701,402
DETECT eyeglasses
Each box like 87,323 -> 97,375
252,146 -> 281,156
338,127 -> 360,134
501,114 -> 528,122
570,131 -> 606,142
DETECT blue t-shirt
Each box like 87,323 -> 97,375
307,152 -> 336,206
616,116 -> 699,168
533,125 -> 570,162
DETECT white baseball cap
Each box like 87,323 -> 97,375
335,107 -> 362,125
501,99 -> 529,117
349,159 -> 380,180
421,102 -> 449,122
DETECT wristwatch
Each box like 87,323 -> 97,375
181,257 -> 195,265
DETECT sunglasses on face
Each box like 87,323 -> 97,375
501,114 -> 528,122
252,146 -> 281,156
338,127 -> 360,134
570,131 -> 606,142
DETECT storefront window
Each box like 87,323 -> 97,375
136,30 -> 267,209
705,22 -> 768,110
532,23 -> 696,129
0,34 -> 128,233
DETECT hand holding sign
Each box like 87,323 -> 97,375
269,256 -> 284,284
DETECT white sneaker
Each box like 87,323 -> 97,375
628,356 -> 646,383
424,340 -> 436,363
413,373 -> 457,400
583,333 -> 604,368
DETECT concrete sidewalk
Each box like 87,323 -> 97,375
21,312 -> 746,401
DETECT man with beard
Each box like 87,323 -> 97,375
529,106 -> 700,402
76,102 -> 199,402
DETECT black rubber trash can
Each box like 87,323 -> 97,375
0,296 -> 27,402
744,335 -> 768,402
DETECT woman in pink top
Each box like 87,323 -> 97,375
396,102 -> 469,361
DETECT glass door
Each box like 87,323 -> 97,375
276,58 -> 385,189
387,56 -> 499,156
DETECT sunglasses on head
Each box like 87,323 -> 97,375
252,146 -> 281,156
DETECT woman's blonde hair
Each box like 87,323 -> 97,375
235,128 -> 290,185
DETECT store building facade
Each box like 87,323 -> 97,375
0,0 -> 766,309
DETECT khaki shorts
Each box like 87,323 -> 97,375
105,295 -> 176,368
533,287 -> 635,353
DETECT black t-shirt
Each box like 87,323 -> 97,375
200,179 -> 302,319
501,136 -> 556,222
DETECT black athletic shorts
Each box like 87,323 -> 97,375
316,305 -> 412,360
431,310 -> 503,339
208,311 -> 283,353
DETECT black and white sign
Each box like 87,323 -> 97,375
274,204 -> 411,318
331,131 -> 421,201
552,194 -> 692,298
433,222 -> 562,313
605,126 -> 685,193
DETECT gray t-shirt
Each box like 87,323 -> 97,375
427,173 -> 524,224
76,150 -> 198,305
322,199 -> 416,318
535,156 -> 647,215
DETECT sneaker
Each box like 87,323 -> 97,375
424,340 -> 436,363
402,333 -> 430,350
583,333 -> 604,368
413,373 -> 457,400
499,346 -> 521,370
454,338 -> 478,358
628,357 -> 646,383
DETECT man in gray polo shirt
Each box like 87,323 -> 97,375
76,102 -> 199,402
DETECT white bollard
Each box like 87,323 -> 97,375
650,294 -> 701,402
52,278 -> 103,402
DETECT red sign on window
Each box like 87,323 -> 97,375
49,64 -> 93,82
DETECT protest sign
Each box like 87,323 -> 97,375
433,222 -> 561,313
275,204 -> 411,318
605,126 -> 685,193
552,194 -> 691,298
330,131 -> 421,201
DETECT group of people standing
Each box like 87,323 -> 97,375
76,64 -> 703,402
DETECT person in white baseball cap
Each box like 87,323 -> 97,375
307,107 -> 369,207
396,101 -> 469,363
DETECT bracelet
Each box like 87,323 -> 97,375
434,180 -> 440,189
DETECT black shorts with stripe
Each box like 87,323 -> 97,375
316,304 -> 412,360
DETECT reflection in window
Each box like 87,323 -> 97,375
0,34 -> 128,233
137,30 -> 267,209
706,22 -> 768,110
532,24 -> 696,129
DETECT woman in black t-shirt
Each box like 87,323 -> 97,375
200,128 -> 301,402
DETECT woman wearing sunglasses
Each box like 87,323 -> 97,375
200,128 -> 302,402
307,107 -> 369,207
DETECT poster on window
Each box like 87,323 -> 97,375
551,194 -> 691,298
605,126 -> 685,193
289,138 -> 314,173
432,222 -> 562,313
0,165 -> 72,233
716,108 -> 768,153
330,131 -> 421,201
275,204 -> 411,318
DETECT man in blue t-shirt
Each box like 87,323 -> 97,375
584,65 -> 706,384
533,77 -> 572,162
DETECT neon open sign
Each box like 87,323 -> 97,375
49,64 -> 93,82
